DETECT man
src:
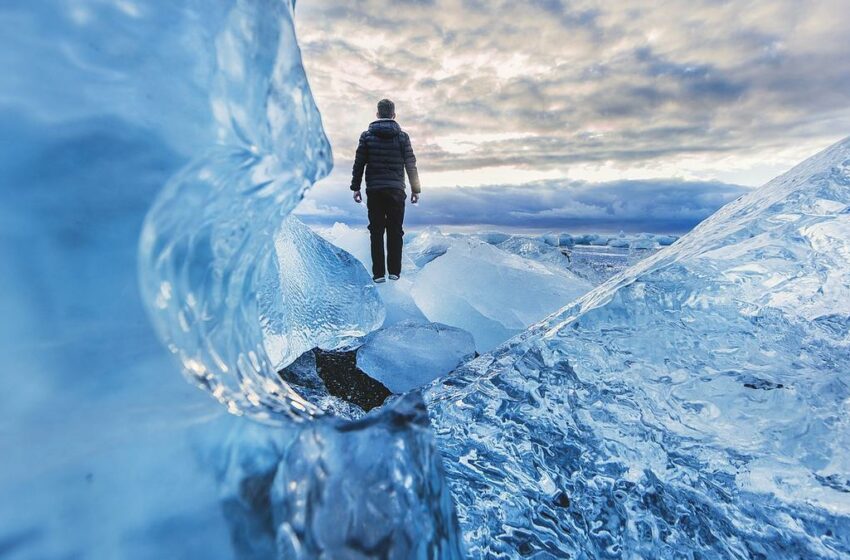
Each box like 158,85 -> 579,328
350,98 -> 421,283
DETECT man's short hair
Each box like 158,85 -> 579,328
377,98 -> 395,119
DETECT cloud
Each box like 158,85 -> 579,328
293,0 -> 847,234
295,0 -> 850,188
295,179 -> 748,233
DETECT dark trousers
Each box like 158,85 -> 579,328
366,188 -> 406,278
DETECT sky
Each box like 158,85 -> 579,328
293,0 -> 850,232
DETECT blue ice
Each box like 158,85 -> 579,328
2,0 -> 849,558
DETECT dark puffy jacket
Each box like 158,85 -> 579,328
350,119 -> 421,193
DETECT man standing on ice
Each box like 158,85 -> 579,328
351,98 -> 421,283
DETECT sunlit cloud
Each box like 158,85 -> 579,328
294,0 -> 850,229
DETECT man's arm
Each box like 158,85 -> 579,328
351,131 -> 368,192
401,133 -> 421,195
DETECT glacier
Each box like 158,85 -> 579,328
3,0 -> 850,558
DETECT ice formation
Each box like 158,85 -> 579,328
317,223 -> 598,349
406,227 -> 455,266
136,0 -> 342,421
425,137 -> 850,557
261,215 -> 383,371
474,230 -> 674,285
131,1 -> 467,555
412,237 -> 593,351
490,234 -> 575,272
318,223 -> 427,326
207,394 -> 464,559
356,320 -> 477,393
3,0 -> 461,556
7,0 -> 850,557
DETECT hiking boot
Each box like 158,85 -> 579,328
373,276 -> 386,283
388,274 -> 400,281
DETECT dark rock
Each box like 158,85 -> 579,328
314,349 -> 392,411
554,491 -> 570,508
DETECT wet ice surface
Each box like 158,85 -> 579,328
317,224 -> 599,353
356,320 -> 477,394
3,0 -> 462,557
261,216 -> 384,371
425,138 -> 850,558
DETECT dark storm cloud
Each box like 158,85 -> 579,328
296,179 -> 748,233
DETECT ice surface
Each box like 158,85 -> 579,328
470,230 -> 511,245
475,230 -> 673,285
318,224 -> 624,351
407,227 -> 456,266
425,137 -> 850,557
261,215 -> 384,371
1,1 -> 254,556
2,0 -> 460,557
137,0 -> 345,422
207,394 -> 464,559
318,223 -> 427,326
318,224 -> 652,346
318,222 -> 375,268
412,237 -> 594,351
357,320 -> 476,393
493,234 -> 575,272
8,0 -> 848,557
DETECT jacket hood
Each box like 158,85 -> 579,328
368,119 -> 401,139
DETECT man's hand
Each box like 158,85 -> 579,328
411,192 -> 419,204
353,190 -> 362,203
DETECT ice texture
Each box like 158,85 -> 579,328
318,224 -> 606,351
412,237 -> 594,351
208,394 -> 464,559
356,320 -> 477,393
8,0 -> 850,557
261,215 -> 384,371
425,137 -> 850,557
407,227 -> 455,266
2,0 -> 461,556
318,223 -> 427,326
136,0 -> 345,422
492,234 -> 575,273
0,1 -> 259,556
475,230 -> 671,285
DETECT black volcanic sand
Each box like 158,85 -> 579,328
278,348 -> 392,412
314,349 -> 392,411
279,347 -> 482,413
